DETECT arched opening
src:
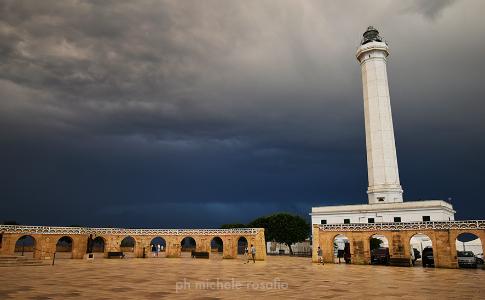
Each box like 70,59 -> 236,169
92,236 -> 105,258
237,237 -> 248,255
211,237 -> 223,258
180,237 -> 196,258
56,236 -> 74,259
410,233 -> 433,267
120,236 -> 136,258
149,237 -> 166,258
370,234 -> 389,265
15,235 -> 36,258
333,234 -> 351,264
456,233 -> 483,268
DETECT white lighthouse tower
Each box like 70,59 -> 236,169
310,27 -> 455,225
355,26 -> 403,204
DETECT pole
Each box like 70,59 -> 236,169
22,240 -> 25,256
52,252 -> 56,266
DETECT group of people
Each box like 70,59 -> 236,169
150,244 -> 164,257
243,244 -> 257,263
316,244 -> 351,265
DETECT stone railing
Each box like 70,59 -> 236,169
0,225 -> 259,236
318,220 -> 485,231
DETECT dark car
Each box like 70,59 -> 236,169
475,253 -> 484,265
422,247 -> 434,267
371,247 -> 390,265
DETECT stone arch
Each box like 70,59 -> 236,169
149,236 -> 167,257
180,237 -> 196,257
210,236 -> 223,256
409,233 -> 434,267
452,230 -> 484,251
369,233 -> 390,249
92,236 -> 106,253
332,234 -> 351,264
120,236 -> 136,257
369,233 -> 390,265
15,235 -> 36,258
455,232 -> 483,268
237,236 -> 248,255
56,236 -> 74,259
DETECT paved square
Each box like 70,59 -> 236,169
1,256 -> 484,299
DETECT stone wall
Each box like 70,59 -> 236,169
312,224 -> 485,268
0,228 -> 266,261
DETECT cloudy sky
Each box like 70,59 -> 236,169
1,0 -> 484,228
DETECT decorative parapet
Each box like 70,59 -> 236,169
0,225 -> 259,236
318,220 -> 485,232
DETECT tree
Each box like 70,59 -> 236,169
220,223 -> 247,229
3,220 -> 19,225
247,216 -> 270,232
249,213 -> 310,255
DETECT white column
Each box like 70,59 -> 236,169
356,40 -> 403,204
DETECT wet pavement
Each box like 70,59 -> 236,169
1,256 -> 484,299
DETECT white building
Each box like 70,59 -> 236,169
312,200 -> 455,225
311,27 -> 455,225
266,241 -> 311,255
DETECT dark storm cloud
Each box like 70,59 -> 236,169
1,0 -> 484,227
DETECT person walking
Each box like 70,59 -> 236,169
244,246 -> 249,264
317,246 -> 324,265
250,244 -> 256,263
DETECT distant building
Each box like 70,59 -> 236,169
311,27 -> 455,225
266,240 -> 311,255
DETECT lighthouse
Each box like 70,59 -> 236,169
310,27 -> 455,225
355,26 -> 403,204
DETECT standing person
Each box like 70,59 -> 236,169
151,244 -> 157,257
250,244 -> 256,263
337,241 -> 345,264
157,244 -> 161,257
344,242 -> 351,264
317,247 -> 324,265
244,246 -> 249,264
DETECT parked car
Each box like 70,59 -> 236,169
422,247 -> 434,267
475,253 -> 484,265
457,251 -> 477,268
371,247 -> 390,265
